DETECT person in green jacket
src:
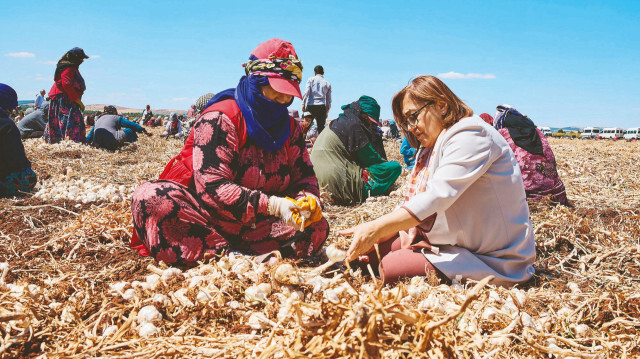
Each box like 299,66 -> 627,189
310,96 -> 402,204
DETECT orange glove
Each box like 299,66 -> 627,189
287,195 -> 323,228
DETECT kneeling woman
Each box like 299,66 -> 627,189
310,96 -> 402,204
340,76 -> 535,287
493,105 -> 568,205
131,39 -> 329,265
87,106 -> 152,150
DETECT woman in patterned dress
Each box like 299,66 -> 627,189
45,47 -> 89,144
130,39 -> 329,265
493,105 -> 568,205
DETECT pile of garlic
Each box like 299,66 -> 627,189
31,139 -> 97,152
33,169 -> 135,204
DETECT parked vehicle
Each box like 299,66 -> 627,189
538,126 -> 552,136
601,127 -> 626,140
580,127 -> 602,139
624,127 -> 640,141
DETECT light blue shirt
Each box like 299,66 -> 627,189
302,74 -> 332,111
34,94 -> 44,109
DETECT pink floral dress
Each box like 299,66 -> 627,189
499,128 -> 568,205
131,110 -> 329,265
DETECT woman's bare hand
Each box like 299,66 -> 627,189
339,221 -> 382,262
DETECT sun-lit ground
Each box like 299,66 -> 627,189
1,133 -> 639,358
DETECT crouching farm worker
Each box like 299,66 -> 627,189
310,96 -> 402,204
339,75 -> 536,287
17,101 -> 49,139
160,112 -> 182,139
87,106 -> 152,151
130,38 -> 329,265
0,83 -> 37,197
493,105 -> 568,205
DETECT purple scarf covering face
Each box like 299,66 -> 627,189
205,75 -> 292,151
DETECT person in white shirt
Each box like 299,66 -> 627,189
339,75 -> 536,287
34,90 -> 45,109
302,65 -> 331,133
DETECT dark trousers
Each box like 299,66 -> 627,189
306,104 -> 328,133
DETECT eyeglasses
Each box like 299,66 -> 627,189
399,101 -> 433,131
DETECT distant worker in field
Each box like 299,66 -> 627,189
160,112 -> 182,139
300,111 -> 318,145
302,65 -> 331,134
187,104 -> 196,118
86,105 -> 152,151
493,105 -> 568,205
0,83 -> 37,197
17,101 -> 49,139
131,38 -> 328,265
400,135 -> 417,169
310,95 -> 402,205
45,47 -> 89,144
181,93 -> 215,141
142,105 -> 153,124
339,76 -> 536,287
35,89 -> 46,109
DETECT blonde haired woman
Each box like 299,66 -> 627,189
340,75 -> 535,287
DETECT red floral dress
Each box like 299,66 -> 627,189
131,110 -> 329,265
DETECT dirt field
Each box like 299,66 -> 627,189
1,133 -> 638,358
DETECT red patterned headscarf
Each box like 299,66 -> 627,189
479,113 -> 494,125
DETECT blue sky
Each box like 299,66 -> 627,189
1,0 -> 639,128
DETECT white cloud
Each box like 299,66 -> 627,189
88,55 -> 100,59
5,52 -> 35,58
171,97 -> 191,102
35,74 -> 52,82
437,72 -> 496,80
38,60 -> 57,65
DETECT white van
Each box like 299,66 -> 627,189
601,127 -> 626,140
624,127 -> 640,140
581,127 -> 602,139
538,126 -> 552,136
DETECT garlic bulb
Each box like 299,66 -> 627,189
519,312 -> 534,328
122,288 -> 137,301
197,291 -> 211,303
137,305 -> 162,324
572,323 -> 589,338
274,263 -> 300,285
102,325 -> 118,337
146,274 -> 161,290
407,285 -> 427,298
501,299 -> 519,318
109,281 -> 128,294
482,307 -> 498,320
245,285 -> 268,302
139,322 -> 159,337
325,245 -> 346,263
161,268 -> 182,282
231,259 -> 252,276
152,293 -> 171,307
257,283 -> 272,296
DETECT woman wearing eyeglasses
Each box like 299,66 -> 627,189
339,75 -> 535,287
310,95 -> 402,205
